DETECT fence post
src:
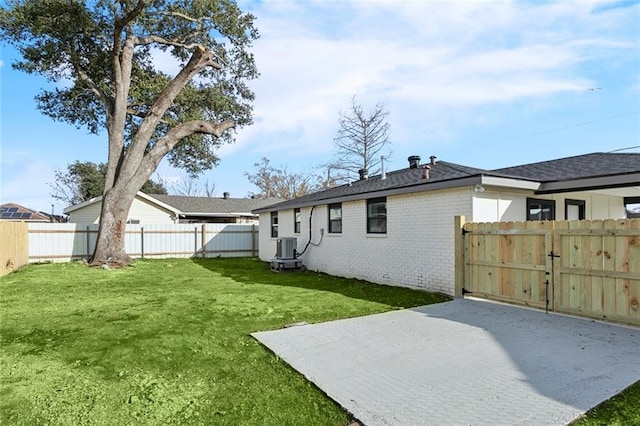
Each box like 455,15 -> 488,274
86,225 -> 91,261
194,226 -> 198,257
201,224 -> 206,258
454,215 -> 466,297
141,226 -> 145,259
251,224 -> 256,257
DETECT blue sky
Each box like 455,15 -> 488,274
1,0 -> 639,214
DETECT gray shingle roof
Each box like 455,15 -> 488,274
253,152 -> 640,213
256,161 -> 490,212
491,152 -> 640,182
150,195 -> 281,215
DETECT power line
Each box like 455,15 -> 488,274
608,145 -> 640,153
501,111 -> 639,143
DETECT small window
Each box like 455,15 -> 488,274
294,208 -> 301,234
624,196 -> 640,218
328,203 -> 342,233
565,199 -> 585,220
367,197 -> 387,233
270,211 -> 278,238
527,198 -> 555,221
126,219 -> 140,224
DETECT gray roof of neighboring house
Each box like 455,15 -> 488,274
253,152 -> 640,213
150,194 -> 281,215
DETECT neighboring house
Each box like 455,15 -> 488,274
151,194 -> 281,224
253,152 -> 640,296
64,192 -> 280,224
0,203 -> 60,222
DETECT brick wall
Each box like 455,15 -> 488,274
259,187 -> 473,296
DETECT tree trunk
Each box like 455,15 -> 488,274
90,187 -> 135,265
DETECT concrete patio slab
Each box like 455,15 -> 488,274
252,298 -> 640,426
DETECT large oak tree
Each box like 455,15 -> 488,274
1,0 -> 258,265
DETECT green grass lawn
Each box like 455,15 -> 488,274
570,381 -> 640,426
0,257 -> 449,425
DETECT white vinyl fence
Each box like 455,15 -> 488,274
28,223 -> 259,262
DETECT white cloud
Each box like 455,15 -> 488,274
230,0 -> 639,161
0,159 -> 61,213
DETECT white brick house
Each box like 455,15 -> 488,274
254,153 -> 640,296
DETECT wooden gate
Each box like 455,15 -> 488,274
459,218 -> 640,326
463,221 -> 554,310
553,220 -> 640,325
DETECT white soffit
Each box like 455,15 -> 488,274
481,176 -> 541,191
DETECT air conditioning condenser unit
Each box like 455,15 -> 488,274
276,237 -> 297,259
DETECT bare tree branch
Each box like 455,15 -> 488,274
331,96 -> 392,179
245,157 -> 325,199
169,176 -> 216,197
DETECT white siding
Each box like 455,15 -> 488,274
259,212 -> 274,258
259,188 -> 473,295
547,192 -> 627,220
68,202 -> 102,224
68,196 -> 175,224
472,190 -> 527,222
126,197 -> 175,224
472,189 -> 628,222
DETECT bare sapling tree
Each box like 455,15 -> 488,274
1,0 -> 259,265
331,96 -> 392,180
169,176 -> 216,197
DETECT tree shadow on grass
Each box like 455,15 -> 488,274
189,257 -> 450,310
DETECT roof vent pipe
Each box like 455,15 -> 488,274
381,156 -> 387,180
223,192 -> 230,199
430,155 -> 437,166
408,155 -> 421,169
422,165 -> 431,179
358,168 -> 368,180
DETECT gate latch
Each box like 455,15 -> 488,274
548,251 -> 560,259
545,279 -> 550,314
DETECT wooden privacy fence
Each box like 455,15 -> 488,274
0,222 -> 28,276
23,223 -> 258,262
455,217 -> 640,326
